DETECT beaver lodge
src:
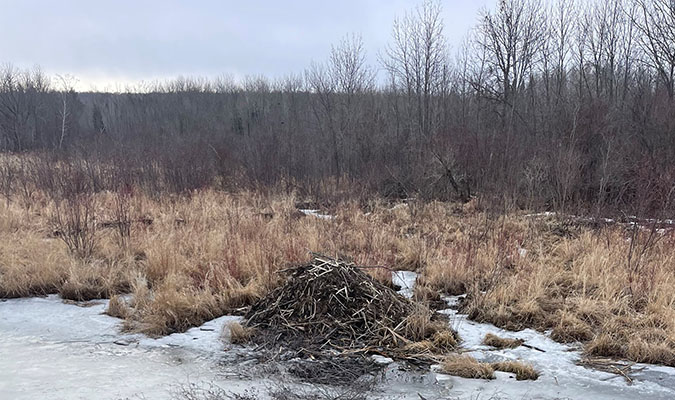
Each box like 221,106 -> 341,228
244,254 -> 458,365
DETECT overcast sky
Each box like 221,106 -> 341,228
0,0 -> 492,91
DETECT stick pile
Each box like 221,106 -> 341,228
246,254 -> 416,351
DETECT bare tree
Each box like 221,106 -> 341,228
633,0 -> 675,99
382,0 -> 448,142
56,74 -> 78,149
0,65 -> 49,151
307,34 -> 375,176
476,0 -> 548,112
551,0 -> 576,103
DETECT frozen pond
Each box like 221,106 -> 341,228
0,296 -> 250,400
0,296 -> 447,399
2,282 -> 675,399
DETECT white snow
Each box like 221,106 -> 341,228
392,270 -> 417,298
299,209 -> 334,220
0,296 -> 255,400
523,211 -> 675,233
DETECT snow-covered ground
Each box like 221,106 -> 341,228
435,296 -> 675,400
2,276 -> 675,399
0,296 -> 252,400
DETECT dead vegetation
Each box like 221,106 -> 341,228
438,355 -> 538,381
245,254 -> 457,360
482,333 -> 523,349
578,357 -> 645,385
106,295 -> 130,319
491,361 -> 539,380
225,321 -> 254,344
440,355 -> 495,379
1,181 -> 674,367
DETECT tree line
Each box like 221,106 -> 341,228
1,0 -> 675,216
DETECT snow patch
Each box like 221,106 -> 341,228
392,270 -> 417,298
299,209 -> 334,220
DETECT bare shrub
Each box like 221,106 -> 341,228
172,382 -> 258,400
50,193 -> 99,258
112,187 -> 133,246
0,159 -> 15,206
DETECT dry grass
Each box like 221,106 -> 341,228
491,361 -> 539,380
440,355 -> 495,379
226,321 -> 254,344
401,303 -> 458,352
404,340 -> 436,354
59,260 -> 134,301
403,304 -> 438,341
403,329 -> 459,355
482,333 -> 523,349
432,329 -> 458,351
0,179 -> 674,367
0,207 -> 70,297
106,295 -> 130,319
549,311 -> 594,343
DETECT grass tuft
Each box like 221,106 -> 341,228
440,355 -> 495,379
432,329 -> 459,351
106,295 -> 130,319
550,311 -> 594,343
482,333 -> 523,349
226,321 -> 254,344
491,361 -> 539,380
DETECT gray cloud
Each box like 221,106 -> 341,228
0,0 -> 491,89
